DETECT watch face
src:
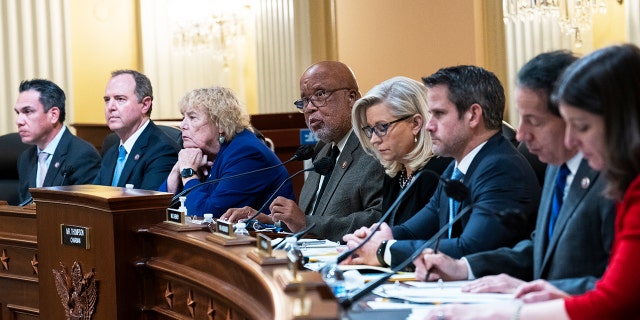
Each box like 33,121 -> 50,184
181,168 -> 195,178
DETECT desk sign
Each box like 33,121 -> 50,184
165,208 -> 185,225
257,233 -> 273,256
216,220 -> 233,237
60,224 -> 90,249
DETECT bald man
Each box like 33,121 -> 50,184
224,61 -> 385,242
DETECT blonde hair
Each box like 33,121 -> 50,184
352,76 -> 434,177
179,86 -> 250,141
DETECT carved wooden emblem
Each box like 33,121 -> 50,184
52,261 -> 98,320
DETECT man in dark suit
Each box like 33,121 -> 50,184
93,70 -> 179,190
266,61 -> 386,242
15,79 -> 101,204
343,65 -> 540,266
414,51 -> 615,295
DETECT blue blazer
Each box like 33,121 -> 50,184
465,160 -> 615,294
160,129 -> 295,218
94,121 -> 179,190
18,128 -> 101,203
389,133 -> 541,265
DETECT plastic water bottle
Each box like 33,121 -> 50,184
320,259 -> 346,298
203,213 -> 214,226
283,237 -> 305,271
178,196 -> 191,223
234,222 -> 250,236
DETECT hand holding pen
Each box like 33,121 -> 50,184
424,238 -> 441,281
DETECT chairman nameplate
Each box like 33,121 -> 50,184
60,224 -> 91,249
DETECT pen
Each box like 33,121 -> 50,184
425,237 -> 441,281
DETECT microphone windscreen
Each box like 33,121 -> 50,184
313,157 -> 334,175
293,145 -> 314,161
443,179 -> 470,202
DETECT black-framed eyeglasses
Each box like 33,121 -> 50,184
361,115 -> 412,138
294,88 -> 351,112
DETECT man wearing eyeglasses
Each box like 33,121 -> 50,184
266,61 -> 386,242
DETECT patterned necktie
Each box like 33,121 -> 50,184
548,163 -> 571,239
111,145 -> 127,186
312,145 -> 340,215
448,167 -> 464,238
38,151 -> 50,187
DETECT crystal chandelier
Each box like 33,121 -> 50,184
503,0 -> 608,48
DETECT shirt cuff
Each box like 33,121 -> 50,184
384,240 -> 397,266
461,257 -> 476,280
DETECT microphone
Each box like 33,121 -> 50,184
169,145 -> 314,207
335,169 -> 469,264
338,206 -> 526,309
272,222 -> 318,250
61,165 -> 75,186
243,156 -> 335,225
17,164 -> 78,207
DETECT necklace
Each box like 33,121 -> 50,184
398,167 -> 414,189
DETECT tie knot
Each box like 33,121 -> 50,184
38,151 -> 49,163
451,167 -> 464,180
118,145 -> 127,159
330,145 -> 340,162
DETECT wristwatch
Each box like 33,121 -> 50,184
376,240 -> 389,267
180,168 -> 196,178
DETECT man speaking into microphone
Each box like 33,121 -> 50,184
342,65 -> 541,267
222,61 -> 386,242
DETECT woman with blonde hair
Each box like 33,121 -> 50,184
352,76 -> 451,226
160,86 -> 294,218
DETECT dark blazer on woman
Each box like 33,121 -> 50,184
383,156 -> 453,226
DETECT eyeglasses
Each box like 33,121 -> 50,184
361,115 -> 412,138
294,88 -> 351,112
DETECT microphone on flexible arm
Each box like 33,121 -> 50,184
168,144 -> 315,208
335,169 -> 469,264
18,164 -> 77,207
338,205 -> 527,309
243,156 -> 335,233
61,165 -> 75,186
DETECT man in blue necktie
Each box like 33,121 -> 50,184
413,51 -> 615,295
93,70 -> 180,190
343,65 -> 541,267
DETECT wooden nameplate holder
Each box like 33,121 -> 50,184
158,208 -> 208,232
206,220 -> 256,246
247,233 -> 289,265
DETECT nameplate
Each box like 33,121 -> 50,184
166,208 -> 185,225
216,220 -> 233,237
60,224 -> 90,249
257,233 -> 273,256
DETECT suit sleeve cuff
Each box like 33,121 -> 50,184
461,257 -> 476,280
384,240 -> 397,266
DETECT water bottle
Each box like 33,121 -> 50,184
203,213 -> 214,226
234,222 -> 250,236
320,259 -> 346,298
282,237 -> 305,271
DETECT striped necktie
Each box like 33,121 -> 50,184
448,167 -> 464,238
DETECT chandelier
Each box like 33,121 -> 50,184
503,0 -> 608,48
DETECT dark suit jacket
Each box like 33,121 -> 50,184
94,121 -> 180,190
465,160 -> 615,294
383,156 -> 453,226
389,133 -> 541,265
17,128 -> 101,203
300,132 -> 385,242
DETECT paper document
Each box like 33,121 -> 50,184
373,281 -> 515,304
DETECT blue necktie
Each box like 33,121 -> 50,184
548,164 -> 570,239
448,167 -> 464,238
111,145 -> 127,186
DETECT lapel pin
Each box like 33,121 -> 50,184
134,154 -> 140,160
341,161 -> 347,169
54,162 -> 60,168
581,177 -> 590,189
